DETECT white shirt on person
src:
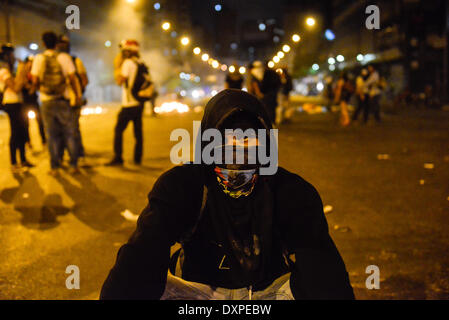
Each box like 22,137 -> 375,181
365,71 -> 380,97
0,63 -> 23,104
30,49 -> 76,102
120,57 -> 141,107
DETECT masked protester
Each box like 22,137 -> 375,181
100,89 -> 354,300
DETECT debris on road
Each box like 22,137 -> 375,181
120,209 -> 139,222
424,163 -> 435,169
377,154 -> 390,160
333,225 -> 351,233
323,205 -> 333,214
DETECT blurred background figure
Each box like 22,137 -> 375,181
246,61 -> 264,99
276,67 -> 293,125
352,68 -> 369,123
334,72 -> 353,127
57,34 -> 88,164
323,75 -> 335,112
224,62 -> 244,89
364,65 -> 382,123
0,43 -> 33,172
22,55 -> 46,149
108,39 -> 151,166
260,61 -> 281,124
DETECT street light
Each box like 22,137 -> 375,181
229,65 -> 235,73
239,66 -> 246,74
277,51 -> 285,58
268,61 -> 275,68
305,17 -> 316,27
161,22 -> 170,31
328,57 -> 335,65
282,44 -> 291,52
212,60 -> 219,69
292,34 -> 300,42
273,56 -> 280,63
201,53 -> 209,61
221,64 -> 227,71
312,63 -> 319,71
357,54 -> 364,62
193,47 -> 201,55
336,55 -> 345,62
180,36 -> 190,46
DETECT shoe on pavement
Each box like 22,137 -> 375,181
106,158 -> 124,166
68,166 -> 81,175
22,161 -> 35,168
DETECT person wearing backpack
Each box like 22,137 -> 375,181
31,31 -> 83,175
100,89 -> 354,300
0,43 -> 34,172
107,39 -> 153,166
56,35 -> 88,165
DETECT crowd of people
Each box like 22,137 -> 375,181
331,65 -> 384,127
0,32 -> 156,173
0,32 -> 88,174
225,61 -> 293,126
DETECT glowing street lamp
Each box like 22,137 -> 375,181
273,56 -> 280,63
221,64 -> 227,71
292,34 -> 300,42
193,47 -> 201,55
161,22 -> 170,31
180,36 -> 190,46
305,17 -> 316,27
268,61 -> 275,68
357,54 -> 364,62
239,66 -> 246,74
277,51 -> 285,58
282,44 -> 291,52
201,53 -> 209,61
229,65 -> 236,73
328,57 -> 336,65
312,63 -> 319,71
336,55 -> 345,62
212,60 -> 219,69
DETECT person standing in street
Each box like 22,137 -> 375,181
224,64 -> 244,90
31,31 -> 83,175
333,72 -> 353,127
364,65 -> 382,123
246,61 -> 264,99
276,68 -> 293,126
22,55 -> 47,149
0,44 -> 34,172
56,35 -> 89,165
260,61 -> 281,125
352,68 -> 368,123
108,39 -> 152,166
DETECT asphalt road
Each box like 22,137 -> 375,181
0,104 -> 448,299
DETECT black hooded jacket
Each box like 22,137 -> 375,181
100,89 -> 354,300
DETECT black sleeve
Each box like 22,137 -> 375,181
278,176 -> 355,300
100,167 -> 202,299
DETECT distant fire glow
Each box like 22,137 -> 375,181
155,101 -> 189,114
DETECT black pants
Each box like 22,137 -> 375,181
4,103 -> 28,165
367,95 -> 381,123
352,96 -> 368,122
113,105 -> 143,163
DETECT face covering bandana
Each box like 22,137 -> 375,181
214,167 -> 258,198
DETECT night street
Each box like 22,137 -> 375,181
0,105 -> 448,299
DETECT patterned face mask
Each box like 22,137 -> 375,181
214,167 -> 258,198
